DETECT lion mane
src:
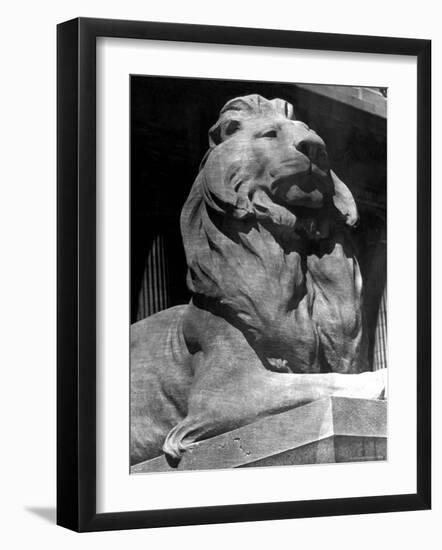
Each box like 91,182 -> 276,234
180,94 -> 367,374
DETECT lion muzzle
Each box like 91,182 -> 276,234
270,161 -> 331,209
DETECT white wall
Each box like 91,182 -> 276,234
0,0 -> 439,547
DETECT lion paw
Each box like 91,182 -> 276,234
334,368 -> 387,400
356,368 -> 387,400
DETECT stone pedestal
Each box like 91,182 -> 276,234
131,397 -> 387,474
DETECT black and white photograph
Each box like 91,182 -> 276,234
130,77 -> 388,473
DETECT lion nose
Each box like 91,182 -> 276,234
292,131 -> 329,172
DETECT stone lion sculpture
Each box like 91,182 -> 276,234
131,94 -> 386,466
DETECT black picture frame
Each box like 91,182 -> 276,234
57,17 -> 431,532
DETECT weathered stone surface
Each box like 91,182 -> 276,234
130,94 -> 387,467
131,397 -> 386,473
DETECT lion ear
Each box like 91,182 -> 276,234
330,170 -> 359,227
208,120 -> 223,147
208,118 -> 242,147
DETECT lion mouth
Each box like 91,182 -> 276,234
270,164 -> 331,210
274,174 -> 324,208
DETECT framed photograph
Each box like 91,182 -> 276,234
57,17 -> 431,532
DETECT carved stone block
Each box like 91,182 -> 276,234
131,396 -> 387,473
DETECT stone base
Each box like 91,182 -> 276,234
131,396 -> 387,474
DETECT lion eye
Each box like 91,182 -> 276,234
260,130 -> 278,138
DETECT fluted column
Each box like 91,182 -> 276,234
373,286 -> 387,371
136,234 -> 170,321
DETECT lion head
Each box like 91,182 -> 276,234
189,94 -> 357,231
181,94 -> 366,373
